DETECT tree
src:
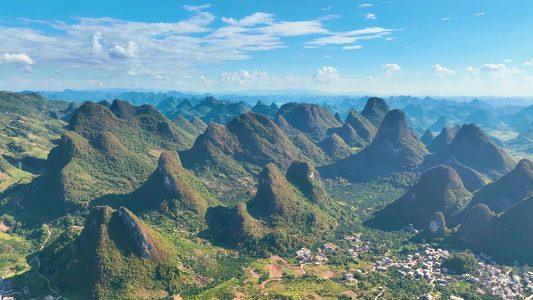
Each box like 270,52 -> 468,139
442,252 -> 479,275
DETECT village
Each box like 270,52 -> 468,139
294,233 -> 533,299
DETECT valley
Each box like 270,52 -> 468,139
2,91 -> 533,299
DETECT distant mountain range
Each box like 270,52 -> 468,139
5,90 -> 533,298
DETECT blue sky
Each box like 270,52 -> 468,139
1,0 -> 533,96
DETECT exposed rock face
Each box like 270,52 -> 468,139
428,212 -> 447,236
118,207 -> 155,259
286,161 -> 329,204
154,151 -> 209,216
361,97 -> 391,127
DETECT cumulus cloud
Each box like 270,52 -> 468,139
468,63 -> 524,77
432,64 -> 455,77
108,41 -> 138,58
0,53 -> 35,65
525,59 -> 533,66
0,7 -> 402,89
382,63 -> 401,75
364,13 -> 377,20
479,64 -> 506,72
221,70 -> 268,83
313,66 -> 340,83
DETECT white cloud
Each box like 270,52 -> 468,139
468,63 -> 524,77
23,65 -> 35,73
221,17 -> 237,25
364,13 -> 376,20
474,12 -> 486,16
91,32 -> 105,57
313,66 -> 340,83
432,64 -> 455,77
183,4 -> 212,12
525,59 -> 533,66
0,53 -> 35,65
382,63 -> 401,74
442,17 -> 453,21
323,6 -> 332,11
479,64 -> 506,72
307,27 -> 398,46
466,66 -> 479,74
342,45 -> 362,50
220,70 -> 273,84
254,20 -> 330,37
504,59 -> 512,63
0,8 -> 405,90
108,41 -> 137,58
237,12 -> 275,26
359,4 -> 373,7
385,37 -> 397,41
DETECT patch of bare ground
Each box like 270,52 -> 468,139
290,265 -> 305,275
270,255 -> 288,264
233,291 -> 246,299
249,269 -> 260,278
0,221 -> 10,232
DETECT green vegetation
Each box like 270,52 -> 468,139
361,97 -> 391,128
443,123 -> 516,178
369,165 -> 471,230
442,252 -> 479,275
278,103 -> 342,142
4,93 -> 533,299
0,232 -> 32,276
0,92 -> 73,192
